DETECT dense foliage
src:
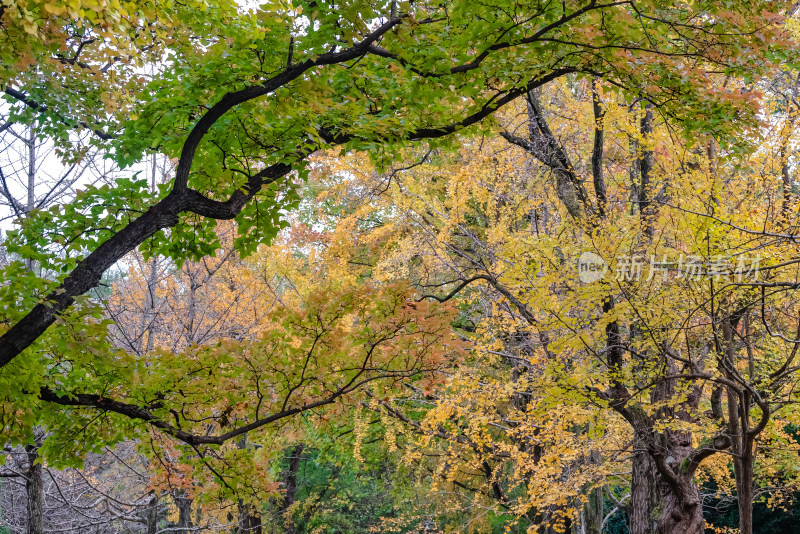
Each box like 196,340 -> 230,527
3,1 -> 800,533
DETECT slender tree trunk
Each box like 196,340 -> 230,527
581,486 -> 603,534
24,442 -> 43,534
22,130 -> 44,534
591,79 -> 607,217
145,492 -> 159,534
234,435 -> 263,534
630,432 -> 657,534
628,133 -> 640,216
722,319 -> 757,534
282,443 -> 304,534
638,103 -> 654,237
24,126 -> 36,273
779,72 -> 800,219
735,444 -> 755,534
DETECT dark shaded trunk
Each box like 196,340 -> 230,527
779,73 -> 800,219
591,79 -> 607,217
237,502 -> 263,534
654,354 -> 704,534
174,491 -> 193,532
282,443 -> 304,534
521,87 -> 590,219
24,443 -> 43,534
638,103 -> 654,236
734,446 -> 755,534
573,485 -> 603,534
727,376 -> 756,534
630,431 -> 657,534
145,492 -> 159,534
627,350 -> 705,534
628,134 -> 640,216
722,319 -> 759,534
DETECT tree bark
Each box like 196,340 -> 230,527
723,320 -> 757,534
145,492 -> 159,534
173,491 -> 193,532
734,443 -> 755,534
655,475 -> 703,534
591,79 -> 607,217
24,441 -> 43,534
630,431 -> 657,534
574,485 -> 603,534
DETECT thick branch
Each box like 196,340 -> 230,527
40,382 -> 351,446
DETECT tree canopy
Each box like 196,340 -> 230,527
2,1 -> 800,533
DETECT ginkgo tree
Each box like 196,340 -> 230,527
294,64 -> 800,534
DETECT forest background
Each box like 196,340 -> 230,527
3,1 -> 800,533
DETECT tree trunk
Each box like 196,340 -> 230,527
728,387 -> 756,534
145,492 -> 159,534
638,103 -> 655,237
24,442 -> 43,534
656,475 -> 703,534
24,448 -> 44,534
723,319 -> 758,534
630,433 -> 657,534
236,501 -> 263,534
654,380 -> 704,534
579,486 -> 603,534
173,491 -> 193,532
282,443 -> 304,534
735,447 -> 754,534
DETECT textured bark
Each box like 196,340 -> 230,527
573,485 -> 603,534
618,356 -> 706,534
734,446 -> 755,534
173,491 -> 193,532
630,432 -> 657,534
591,79 -> 607,217
24,443 -> 43,534
653,354 -> 705,534
656,476 -> 703,534
723,320 -> 759,534
525,88 -> 590,219
145,492 -> 159,534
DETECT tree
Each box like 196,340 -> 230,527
294,68 -> 800,534
0,0 -> 788,371
0,2 -> 796,532
0,105 -> 126,534
1,440 -> 160,533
